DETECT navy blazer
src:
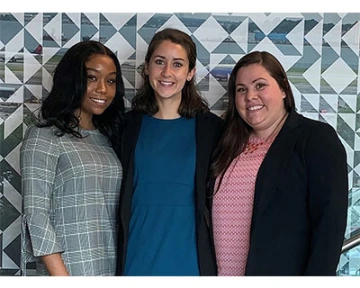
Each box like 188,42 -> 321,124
116,111 -> 223,276
210,110 -> 348,276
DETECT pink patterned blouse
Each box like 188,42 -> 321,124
212,135 -> 275,276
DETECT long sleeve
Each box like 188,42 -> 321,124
21,126 -> 64,270
304,123 -> 348,275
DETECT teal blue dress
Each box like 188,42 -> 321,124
124,115 -> 199,276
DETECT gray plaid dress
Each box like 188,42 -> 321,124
20,125 -> 122,276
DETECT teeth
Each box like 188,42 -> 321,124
91,98 -> 106,104
248,105 -> 263,111
160,81 -> 173,86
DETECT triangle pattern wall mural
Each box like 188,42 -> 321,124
0,12 -> 359,276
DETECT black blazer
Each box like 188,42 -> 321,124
116,111 -> 223,276
210,110 -> 348,276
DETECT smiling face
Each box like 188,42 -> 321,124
145,40 -> 195,104
78,54 -> 117,129
235,63 -> 287,138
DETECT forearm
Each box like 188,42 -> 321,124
41,253 -> 69,276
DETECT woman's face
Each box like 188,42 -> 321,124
145,40 -> 195,104
234,63 -> 287,137
78,54 -> 117,127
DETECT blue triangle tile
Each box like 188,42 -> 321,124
337,115 -> 355,149
212,37 -> 245,54
99,14 -> 117,43
302,13 -> 323,31
81,13 -> 99,42
62,13 -> 80,46
24,30 -> 42,60
3,234 -> 21,268
24,12 -> 38,26
174,13 -> 211,33
43,30 -> 60,48
213,15 -> 244,34
0,14 -> 23,45
119,15 -> 137,49
191,36 -> 210,66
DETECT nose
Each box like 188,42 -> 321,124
96,80 -> 106,94
245,89 -> 258,101
161,63 -> 172,77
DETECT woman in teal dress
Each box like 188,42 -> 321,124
115,28 -> 223,276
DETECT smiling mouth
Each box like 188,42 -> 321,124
247,105 -> 264,111
159,81 -> 174,86
90,97 -> 106,104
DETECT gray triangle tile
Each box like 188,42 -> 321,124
212,37 -> 245,54
119,15 -> 137,49
3,234 -> 20,268
62,13 -> 80,47
337,115 -> 355,149
81,13 -> 99,42
0,14 -> 23,45
175,13 -> 211,33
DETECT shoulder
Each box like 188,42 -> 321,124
197,111 -> 223,125
23,125 -> 55,141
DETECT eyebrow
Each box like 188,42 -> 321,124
236,77 -> 267,86
153,55 -> 186,62
86,67 -> 117,75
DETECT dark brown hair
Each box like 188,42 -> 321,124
132,28 -> 209,117
210,51 -> 296,191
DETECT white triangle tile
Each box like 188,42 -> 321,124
2,216 -> 21,248
43,47 -> 61,64
321,94 -> 339,113
124,97 -> 131,110
0,117 -> 3,125
286,19 -> 304,54
65,13 -> 81,28
12,13 -> 24,26
23,49 -> 42,83
209,54 -> 229,70
339,113 -> 356,129
5,66 -> 22,84
342,21 -> 360,55
2,250 -> 20,269
229,54 -> 246,64
247,13 -> 283,35
0,40 -> 4,50
43,13 -> 62,46
4,104 -> 22,139
322,58 -> 357,94
42,67 -> 53,93
353,162 -> 360,177
24,102 -> 41,113
137,13 -> 155,30
83,13 -> 99,28
104,33 -> 135,65
25,84 -> 42,101
136,33 -> 148,67
304,20 -> 323,55
323,20 -> 342,55
6,86 -> 23,103
193,16 -> 228,53
159,15 -> 192,36
25,13 -> 43,44
351,187 -> 360,205
3,177 -> 21,212
339,135 -> 354,166
290,83 -> 301,111
302,112 -> 319,121
5,29 -> 24,62
340,94 -> 357,113
252,38 -> 301,71
303,58 -> 321,93
202,74 -> 226,107
195,60 -> 209,85
102,13 -> 135,31
62,31 -> 81,48
303,94 -> 320,111
321,113 -> 337,129
123,77 -> 133,90
230,18 -> 249,53
89,31 -> 100,41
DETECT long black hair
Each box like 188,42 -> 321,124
36,40 -> 125,147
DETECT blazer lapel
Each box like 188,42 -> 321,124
251,111 -> 303,231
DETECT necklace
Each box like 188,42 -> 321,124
243,112 -> 289,155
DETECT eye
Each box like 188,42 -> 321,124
107,78 -> 116,84
87,75 -> 97,81
155,59 -> 164,65
173,62 -> 182,68
255,82 -> 266,90
236,87 -> 246,93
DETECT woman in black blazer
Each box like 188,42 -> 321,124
209,51 -> 348,276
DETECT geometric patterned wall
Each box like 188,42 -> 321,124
0,12 -> 360,276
